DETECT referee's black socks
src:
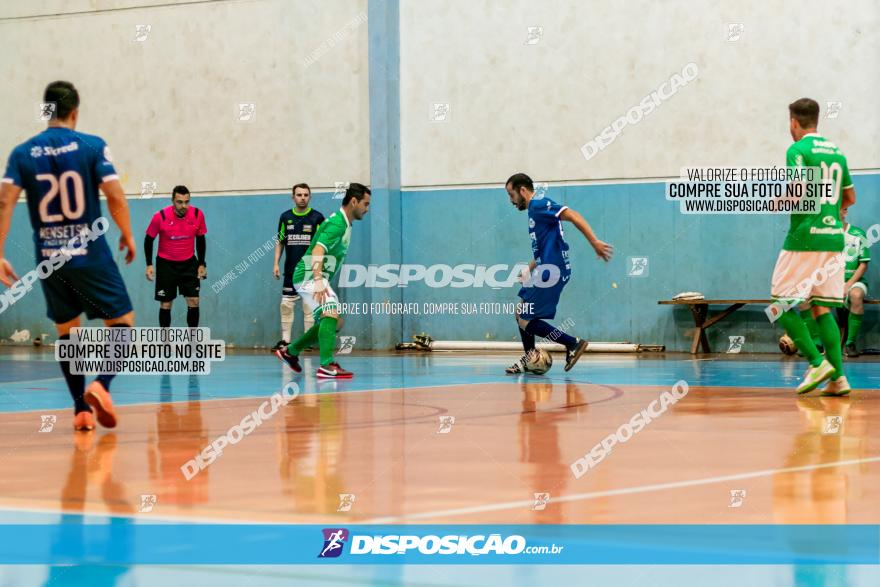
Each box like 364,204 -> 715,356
187,307 -> 199,327
159,306 -> 199,326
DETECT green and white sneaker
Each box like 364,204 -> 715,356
820,375 -> 851,397
796,359 -> 836,395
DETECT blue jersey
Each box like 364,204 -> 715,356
2,127 -> 118,268
528,196 -> 571,275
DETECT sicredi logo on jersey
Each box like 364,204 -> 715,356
30,142 -> 79,158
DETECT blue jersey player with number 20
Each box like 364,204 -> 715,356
504,173 -> 613,374
0,81 -> 136,433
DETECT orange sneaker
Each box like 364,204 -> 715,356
84,381 -> 118,429
73,411 -> 95,431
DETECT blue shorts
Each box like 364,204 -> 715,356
517,276 -> 569,321
40,263 -> 133,324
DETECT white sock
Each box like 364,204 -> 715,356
280,297 -> 295,341
302,299 -> 315,332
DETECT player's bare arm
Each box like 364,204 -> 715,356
100,178 -> 135,264
0,182 -> 23,287
518,259 -> 537,283
273,239 -> 283,279
559,208 -> 613,261
309,243 -> 328,305
842,186 -> 856,210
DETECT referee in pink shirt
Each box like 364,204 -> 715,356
144,185 -> 207,327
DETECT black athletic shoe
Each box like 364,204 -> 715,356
845,342 -> 860,358
564,339 -> 589,372
274,348 -> 302,373
271,340 -> 289,352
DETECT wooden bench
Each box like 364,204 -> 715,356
658,298 -> 880,354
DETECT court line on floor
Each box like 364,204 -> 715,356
2,456 -> 877,527
0,379 -> 858,415
1,377 -> 657,414
364,455 -> 880,523
0,381 -> 515,415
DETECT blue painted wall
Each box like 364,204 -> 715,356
1,173 -> 878,351
395,174 -> 880,353
366,0 -> 402,350
0,192 -> 374,348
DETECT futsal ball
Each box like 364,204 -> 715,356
779,334 -> 797,355
526,348 -> 553,374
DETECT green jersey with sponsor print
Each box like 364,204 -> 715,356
292,209 -> 351,283
783,133 -> 853,252
843,224 -> 870,283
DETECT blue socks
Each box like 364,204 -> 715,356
518,327 -> 536,353
525,319 -> 577,348
58,334 -> 88,414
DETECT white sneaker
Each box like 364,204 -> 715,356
796,359 -> 836,394
820,375 -> 851,397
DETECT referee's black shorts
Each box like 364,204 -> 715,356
155,256 -> 201,302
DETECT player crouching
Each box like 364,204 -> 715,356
274,183 -> 370,378
840,206 -> 870,358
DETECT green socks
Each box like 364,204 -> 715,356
288,322 -> 320,356
285,315 -> 340,367
816,312 -> 843,380
800,309 -> 823,348
846,312 -> 863,345
778,310 -> 823,367
318,316 -> 338,366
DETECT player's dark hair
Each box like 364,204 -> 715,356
506,173 -> 534,193
789,98 -> 820,129
342,183 -> 371,205
292,183 -> 311,195
43,81 -> 79,121
171,185 -> 190,199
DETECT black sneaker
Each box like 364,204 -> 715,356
564,339 -> 589,372
844,342 -> 860,358
274,348 -> 302,373
271,340 -> 289,352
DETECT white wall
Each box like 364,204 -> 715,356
0,0 -> 370,195
400,0 -> 880,187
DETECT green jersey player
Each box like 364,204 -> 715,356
840,206 -> 871,357
274,183 -> 370,378
770,98 -> 856,396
